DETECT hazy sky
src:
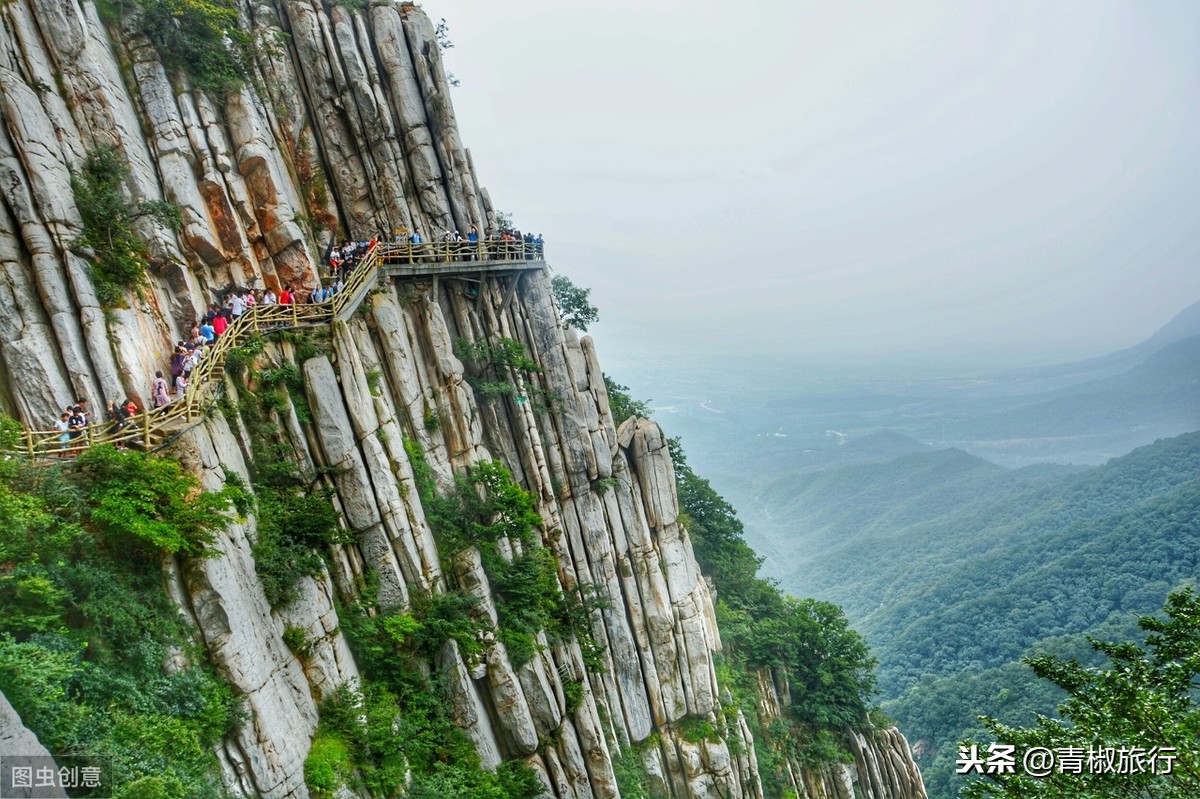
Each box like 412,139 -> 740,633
428,0 -> 1200,369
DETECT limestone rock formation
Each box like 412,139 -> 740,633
0,2 -> 927,798
0,692 -> 69,799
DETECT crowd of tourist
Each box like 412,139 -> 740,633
400,225 -> 544,258
45,225 -> 542,454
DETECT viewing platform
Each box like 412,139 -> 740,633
14,241 -> 547,456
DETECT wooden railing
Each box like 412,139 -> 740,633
15,240 -> 546,456
375,238 -> 544,265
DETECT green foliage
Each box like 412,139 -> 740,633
252,484 -> 345,608
434,17 -> 454,51
669,429 -> 877,733
737,597 -> 875,728
563,678 -> 585,714
409,590 -> 490,661
963,589 -> 1200,799
224,335 -> 265,379
455,337 -> 544,408
825,434 -> 1200,799
550,274 -> 600,331
74,444 -> 241,558
268,328 -> 330,362
113,774 -> 188,799
490,547 -> 561,666
603,374 -> 652,426
283,625 -> 308,655
259,361 -> 303,393
456,336 -> 543,375
0,452 -> 243,796
592,476 -> 618,495
131,0 -> 253,95
365,367 -> 384,396
257,360 -> 312,424
221,372 -> 346,608
677,716 -> 721,743
670,438 -> 764,608
403,442 -> 608,670
304,731 -> 352,798
612,748 -> 652,799
591,377 -> 881,780
71,147 -> 182,307
423,458 -> 542,555
334,587 -> 542,799
0,413 -> 24,454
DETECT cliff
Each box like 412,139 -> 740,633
0,2 -> 926,798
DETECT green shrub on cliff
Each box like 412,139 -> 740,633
130,0 -> 253,95
71,147 -> 182,307
0,438 -> 245,796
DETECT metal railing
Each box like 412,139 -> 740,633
13,241 -> 546,457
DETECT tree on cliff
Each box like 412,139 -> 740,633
551,274 -> 600,331
962,588 -> 1200,799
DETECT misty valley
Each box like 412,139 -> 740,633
620,301 -> 1200,799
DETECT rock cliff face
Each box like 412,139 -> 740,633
0,2 -> 927,798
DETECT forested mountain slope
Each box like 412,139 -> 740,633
764,431 -> 1200,799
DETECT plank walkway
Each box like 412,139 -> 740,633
17,241 -> 546,456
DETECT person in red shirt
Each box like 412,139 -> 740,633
279,286 -> 293,305
213,312 -> 228,337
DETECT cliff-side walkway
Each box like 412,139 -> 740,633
15,243 -> 546,455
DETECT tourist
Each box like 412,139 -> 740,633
170,346 -> 187,381
68,405 -> 87,452
152,371 -> 170,408
54,411 -> 70,455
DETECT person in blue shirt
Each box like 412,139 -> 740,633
534,234 -> 544,257
199,321 -> 215,343
410,229 -> 423,244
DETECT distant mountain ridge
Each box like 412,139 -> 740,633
926,333 -> 1200,464
1003,297 -> 1200,384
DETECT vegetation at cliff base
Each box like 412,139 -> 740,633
0,437 -> 246,797
71,146 -> 182,307
322,572 -> 544,798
